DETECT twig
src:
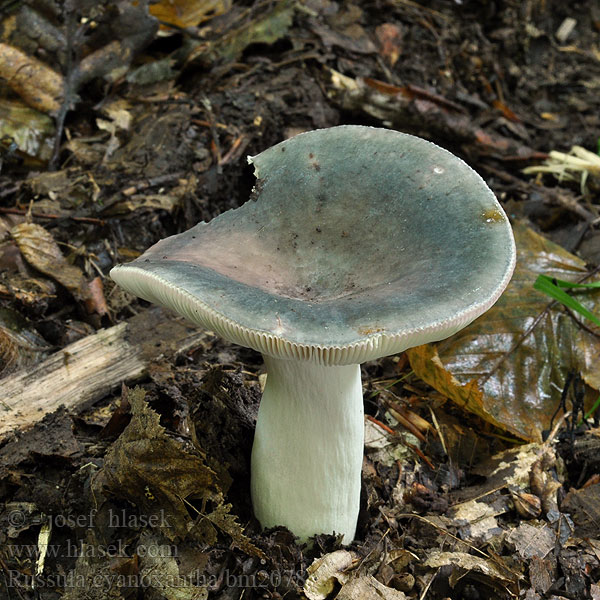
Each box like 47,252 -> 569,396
120,172 -> 186,196
0,207 -> 105,225
366,414 -> 395,436
50,3 -> 79,170
0,184 -> 20,199
366,414 -> 435,470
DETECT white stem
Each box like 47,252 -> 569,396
251,355 -> 364,544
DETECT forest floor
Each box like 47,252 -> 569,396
0,1 -> 599,599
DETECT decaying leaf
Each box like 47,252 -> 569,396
472,444 -> 558,498
0,271 -> 56,312
188,0 -> 294,64
0,99 -> 55,162
96,388 -> 264,559
0,408 -> 83,483
561,483 -> 600,537
25,169 -> 97,208
408,222 -> 600,441
106,107 -> 192,178
505,522 -> 555,559
95,387 -> 220,539
197,502 -> 265,559
447,499 -> 503,544
423,550 -> 516,584
102,194 -> 182,216
304,550 -> 356,600
138,531 -> 208,600
336,576 -> 407,600
150,0 -> 231,30
11,222 -> 91,303
310,4 -> 377,55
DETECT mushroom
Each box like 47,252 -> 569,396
110,125 -> 516,544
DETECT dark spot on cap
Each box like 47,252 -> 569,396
281,147 -> 285,152
309,152 -> 314,159
162,255 -> 168,259
357,325 -> 385,335
312,162 -> 321,171
249,179 -> 265,202
316,227 -> 322,233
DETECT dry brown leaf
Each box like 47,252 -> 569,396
96,387 -> 220,540
304,550 -> 356,600
201,502 -> 266,560
305,550 -> 407,600
11,222 -> 90,302
505,523 -> 555,559
562,483 -> 600,537
150,0 -> 231,29
85,276 -> 109,317
188,0 -> 294,64
96,388 -> 264,559
408,222 -> 600,441
423,550 -> 516,583
337,576 -> 407,600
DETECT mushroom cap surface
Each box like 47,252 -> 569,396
111,125 -> 516,365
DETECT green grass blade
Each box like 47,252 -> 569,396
535,274 -> 600,290
534,275 -> 600,327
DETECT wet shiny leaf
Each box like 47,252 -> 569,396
408,222 -> 600,441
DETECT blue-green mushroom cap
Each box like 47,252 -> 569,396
111,125 -> 516,365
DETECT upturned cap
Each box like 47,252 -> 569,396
111,125 -> 516,365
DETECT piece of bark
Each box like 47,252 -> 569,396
0,307 -> 208,441
0,43 -> 64,114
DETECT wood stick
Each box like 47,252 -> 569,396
0,307 -> 209,441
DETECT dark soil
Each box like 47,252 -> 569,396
0,1 -> 599,599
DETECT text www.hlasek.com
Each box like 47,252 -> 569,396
6,539 -> 176,560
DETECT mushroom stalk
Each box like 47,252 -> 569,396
251,355 -> 364,544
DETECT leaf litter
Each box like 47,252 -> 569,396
0,0 -> 599,599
